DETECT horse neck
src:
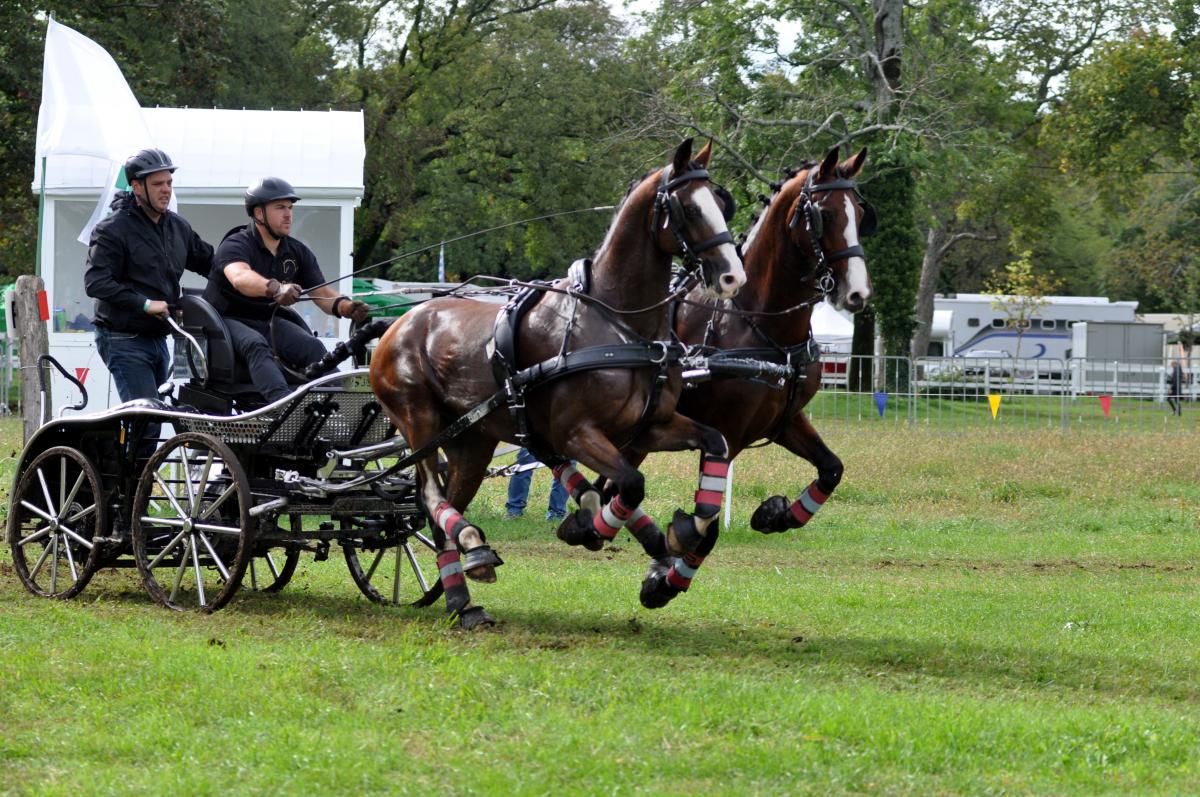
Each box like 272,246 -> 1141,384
589,209 -> 673,338
736,197 -> 819,346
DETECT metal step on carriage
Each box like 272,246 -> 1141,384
6,293 -> 443,612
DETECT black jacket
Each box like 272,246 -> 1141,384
84,191 -> 213,334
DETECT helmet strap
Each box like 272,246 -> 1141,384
254,206 -> 287,243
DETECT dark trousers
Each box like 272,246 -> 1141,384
95,326 -> 170,452
225,316 -> 329,402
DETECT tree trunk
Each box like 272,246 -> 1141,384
911,226 -> 943,359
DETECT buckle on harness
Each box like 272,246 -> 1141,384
649,341 -> 670,365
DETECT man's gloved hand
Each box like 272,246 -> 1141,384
273,282 -> 302,307
347,300 -> 370,324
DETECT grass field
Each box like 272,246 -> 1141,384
2,417 -> 1199,796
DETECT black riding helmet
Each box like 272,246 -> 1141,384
245,177 -> 302,218
124,148 -> 176,183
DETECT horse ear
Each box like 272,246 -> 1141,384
672,138 -> 694,174
817,146 -> 840,180
841,146 -> 868,178
694,139 -> 713,166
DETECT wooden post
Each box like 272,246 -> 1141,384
15,275 -> 49,443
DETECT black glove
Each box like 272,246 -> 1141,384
273,282 -> 302,307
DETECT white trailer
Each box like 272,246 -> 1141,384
927,294 -> 1139,360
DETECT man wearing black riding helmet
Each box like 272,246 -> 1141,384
203,177 -> 369,402
84,147 -> 214,409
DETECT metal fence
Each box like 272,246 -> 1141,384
808,354 -> 1199,433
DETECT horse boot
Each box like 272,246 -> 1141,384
751,481 -> 830,533
554,462 -> 607,551
457,605 -> 496,630
667,452 -> 727,555
639,558 -> 681,609
434,501 -> 503,582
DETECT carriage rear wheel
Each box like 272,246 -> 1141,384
131,432 -> 254,612
7,446 -> 106,599
341,517 -> 443,607
246,546 -> 301,592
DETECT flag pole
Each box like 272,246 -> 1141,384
35,156 -> 46,278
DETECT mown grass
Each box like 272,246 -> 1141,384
2,418 -> 1199,796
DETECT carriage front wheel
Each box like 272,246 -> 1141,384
341,517 -> 443,607
131,432 -> 254,612
7,446 -> 106,599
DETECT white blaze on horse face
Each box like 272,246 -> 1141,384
837,193 -> 872,311
695,187 -> 746,299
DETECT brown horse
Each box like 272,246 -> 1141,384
370,139 -> 745,627
634,145 -> 874,608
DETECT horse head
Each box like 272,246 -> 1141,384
775,145 -> 874,313
650,139 -> 745,300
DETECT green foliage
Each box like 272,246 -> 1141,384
866,150 -> 923,356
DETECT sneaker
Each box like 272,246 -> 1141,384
546,512 -> 566,521
503,512 -> 523,521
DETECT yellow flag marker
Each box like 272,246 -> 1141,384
988,393 -> 1002,419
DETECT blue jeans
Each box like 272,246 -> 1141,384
96,327 -> 170,453
505,448 -> 569,518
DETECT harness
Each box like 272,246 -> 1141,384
787,172 -> 875,296
486,164 -> 732,463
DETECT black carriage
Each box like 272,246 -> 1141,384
6,295 -> 441,612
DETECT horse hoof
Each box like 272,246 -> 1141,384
463,545 -> 503,582
458,606 -> 495,630
639,559 -> 680,609
665,509 -> 703,556
750,495 -> 792,533
556,510 -> 604,551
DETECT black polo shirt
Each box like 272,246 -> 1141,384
204,223 -> 325,321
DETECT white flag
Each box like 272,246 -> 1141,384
34,19 -> 168,243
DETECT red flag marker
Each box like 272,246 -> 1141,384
37,291 -> 50,321
1099,394 -> 1112,418
75,367 -> 89,385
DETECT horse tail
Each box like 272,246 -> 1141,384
304,318 -> 397,379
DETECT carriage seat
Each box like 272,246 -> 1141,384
176,291 -> 309,413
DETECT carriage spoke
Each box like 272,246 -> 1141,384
148,528 -> 190,569
363,547 -> 385,582
61,471 -> 86,522
393,546 -> 402,604
60,523 -> 95,551
153,472 -> 190,519
265,552 -> 281,579
194,521 -> 242,536
29,539 -> 54,580
37,468 -> 57,520
17,524 -> 52,547
191,534 -> 208,607
20,499 -> 54,524
402,541 -> 432,593
197,483 -> 237,521
63,501 -> 97,525
190,451 -> 215,516
197,532 -> 231,582
248,559 -> 259,590
62,533 -> 79,581
49,533 -> 60,594
170,537 -> 192,603
179,445 -> 196,509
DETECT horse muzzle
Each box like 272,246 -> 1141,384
700,246 -> 746,300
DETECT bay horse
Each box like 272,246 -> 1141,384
635,145 -> 875,608
370,139 -> 745,627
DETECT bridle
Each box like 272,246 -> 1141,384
787,171 -> 876,299
652,166 -> 737,292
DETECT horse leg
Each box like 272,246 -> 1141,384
553,425 -> 649,554
750,411 -> 843,533
439,434 -> 504,584
578,454 -> 670,561
630,413 -> 730,557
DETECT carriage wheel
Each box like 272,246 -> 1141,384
246,546 -> 301,593
341,517 -> 443,607
6,446 -> 106,599
131,433 -> 253,612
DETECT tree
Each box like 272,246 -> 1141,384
983,250 -> 1063,359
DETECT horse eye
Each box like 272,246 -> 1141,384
684,204 -> 702,221
820,209 -> 835,229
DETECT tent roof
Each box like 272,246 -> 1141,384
34,107 -> 364,196
812,300 -> 854,343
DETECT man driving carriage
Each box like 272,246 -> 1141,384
203,176 -> 370,402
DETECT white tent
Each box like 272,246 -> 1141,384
812,300 -> 855,352
34,107 -> 365,412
